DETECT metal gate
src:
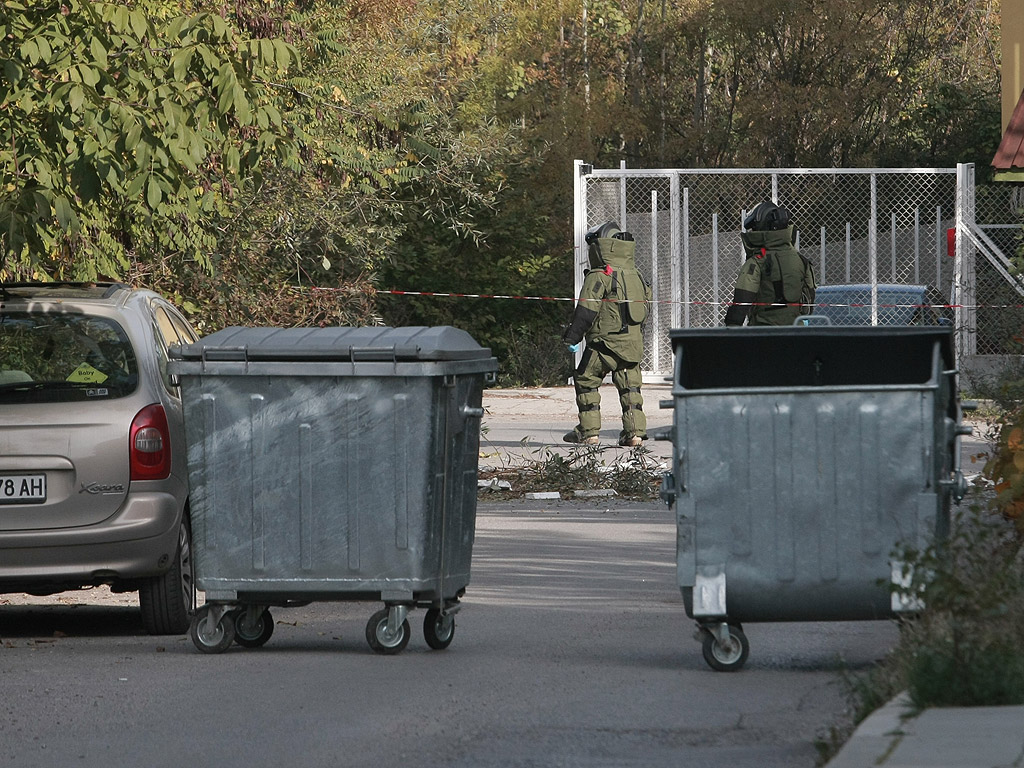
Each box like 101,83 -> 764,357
573,161 -> 1024,379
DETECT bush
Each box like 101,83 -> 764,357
964,358 -> 1024,539
984,410 -> 1024,539
889,504 -> 1024,708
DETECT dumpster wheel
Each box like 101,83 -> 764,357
189,604 -> 235,654
366,607 -> 410,655
423,608 -> 455,650
233,607 -> 274,648
700,623 -> 749,672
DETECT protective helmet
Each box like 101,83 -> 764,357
585,220 -> 621,244
743,201 -> 792,232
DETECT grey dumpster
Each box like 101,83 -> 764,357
657,326 -> 970,671
168,326 -> 497,654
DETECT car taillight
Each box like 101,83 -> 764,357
130,404 -> 171,481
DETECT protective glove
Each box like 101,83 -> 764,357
567,343 -> 580,354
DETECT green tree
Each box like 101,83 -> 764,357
617,0 -> 1001,169
135,0 -> 529,333
1,0 -> 301,280
3,0 -> 1003,380
376,0 -> 573,385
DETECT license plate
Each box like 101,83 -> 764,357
0,474 -> 47,504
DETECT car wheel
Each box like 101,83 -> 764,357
140,515 -> 196,635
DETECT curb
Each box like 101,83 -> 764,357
824,693 -> 1024,768
824,693 -> 913,768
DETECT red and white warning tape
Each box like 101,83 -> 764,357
301,286 -> 1024,311
377,289 -> 1024,311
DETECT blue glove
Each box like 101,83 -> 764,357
567,343 -> 580,354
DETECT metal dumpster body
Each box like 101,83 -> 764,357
168,326 -> 497,654
659,326 -> 968,670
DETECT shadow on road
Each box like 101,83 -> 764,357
0,603 -> 145,638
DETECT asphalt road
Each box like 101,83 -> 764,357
1,500 -> 896,768
0,384 -> 985,768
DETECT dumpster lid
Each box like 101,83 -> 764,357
669,326 -> 955,389
171,326 -> 494,362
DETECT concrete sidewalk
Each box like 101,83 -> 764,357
478,382 -> 674,470
825,694 -> 1024,768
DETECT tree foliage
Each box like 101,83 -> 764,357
132,0 -> 530,333
379,0 -> 1001,384
0,0 -> 301,279
0,0 -> 1004,382
477,0 -> 1001,171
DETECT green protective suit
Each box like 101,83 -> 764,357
724,225 -> 817,327
562,236 -> 652,441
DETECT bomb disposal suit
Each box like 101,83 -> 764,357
724,201 -> 816,327
562,222 -> 651,446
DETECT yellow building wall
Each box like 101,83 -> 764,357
1004,0 -> 1024,130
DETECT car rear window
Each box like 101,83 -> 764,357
0,312 -> 139,402
815,287 -> 948,326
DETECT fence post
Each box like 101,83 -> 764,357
870,174 -> 878,325
572,160 -> 589,370
820,226 -> 826,286
671,177 -> 679,331
891,212 -> 897,282
846,222 -> 852,282
955,162 -> 978,359
914,207 -> 921,284
712,213 -> 720,319
651,189 -> 661,372
619,160 -> 627,230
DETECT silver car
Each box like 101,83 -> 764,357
812,283 -> 954,326
0,282 -> 197,634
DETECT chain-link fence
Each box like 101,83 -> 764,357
965,167 -> 1024,363
573,161 -> 1024,378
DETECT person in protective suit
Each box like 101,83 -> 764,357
724,201 -> 816,326
562,221 -> 652,446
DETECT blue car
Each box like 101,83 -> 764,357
812,284 -> 953,326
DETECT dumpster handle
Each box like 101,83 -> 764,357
349,346 -> 398,362
201,346 -> 248,363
